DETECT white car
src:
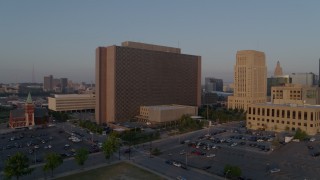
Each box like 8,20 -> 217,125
230,142 -> 238,147
173,162 -> 181,167
207,154 -> 216,158
310,137 -> 316,142
270,168 -> 280,173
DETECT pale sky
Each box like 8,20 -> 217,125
1,1 -> 320,84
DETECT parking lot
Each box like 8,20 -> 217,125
146,121 -> 320,180
0,123 -> 106,170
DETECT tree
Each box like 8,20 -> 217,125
74,148 -> 89,168
102,132 -> 120,160
151,148 -> 161,156
43,153 -> 63,177
224,164 -> 242,179
294,128 -> 308,140
4,152 -> 33,180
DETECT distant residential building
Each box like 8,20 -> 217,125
48,94 -> 95,112
96,41 -> 201,124
205,78 -> 223,92
228,50 -> 267,111
274,61 -> 283,76
267,75 -> 291,96
136,105 -> 198,125
291,72 -> 317,86
9,93 -> 48,128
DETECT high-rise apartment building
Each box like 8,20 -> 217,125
205,77 -> 223,92
96,41 -> 201,124
228,50 -> 267,111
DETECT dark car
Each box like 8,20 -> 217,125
165,160 -> 173,165
307,145 -> 314,149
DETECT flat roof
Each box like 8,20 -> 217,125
53,94 -> 94,98
143,105 -> 195,111
254,102 -> 320,109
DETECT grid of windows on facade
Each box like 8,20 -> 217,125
248,106 -> 320,128
248,107 -> 319,120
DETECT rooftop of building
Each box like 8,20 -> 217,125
254,102 -> 320,109
142,104 -> 195,111
52,94 -> 95,98
121,41 -> 181,54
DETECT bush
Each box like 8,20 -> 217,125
224,164 -> 242,178
294,128 -> 308,140
151,148 -> 161,156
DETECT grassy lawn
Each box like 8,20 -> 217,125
56,162 -> 166,180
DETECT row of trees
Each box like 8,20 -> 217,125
120,128 -> 160,145
199,107 -> 246,123
4,148 -> 89,180
78,120 -> 104,134
49,111 -> 70,122
179,114 -> 204,132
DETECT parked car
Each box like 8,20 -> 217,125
270,168 -> 280,173
173,161 -> 181,167
206,154 -> 215,158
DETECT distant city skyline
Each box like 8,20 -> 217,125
1,1 -> 320,84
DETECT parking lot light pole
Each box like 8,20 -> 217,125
185,147 -> 188,169
34,149 -> 37,164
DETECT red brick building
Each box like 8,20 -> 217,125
9,93 -> 48,128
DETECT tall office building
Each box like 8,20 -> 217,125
60,78 -> 68,93
205,77 -> 223,92
228,50 -> 267,111
274,61 -> 283,76
96,41 -> 201,124
291,72 -> 317,86
267,75 -> 291,96
43,75 -> 53,91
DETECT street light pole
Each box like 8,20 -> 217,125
185,146 -> 188,169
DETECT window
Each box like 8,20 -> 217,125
287,110 -> 290,118
304,112 -> 307,120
